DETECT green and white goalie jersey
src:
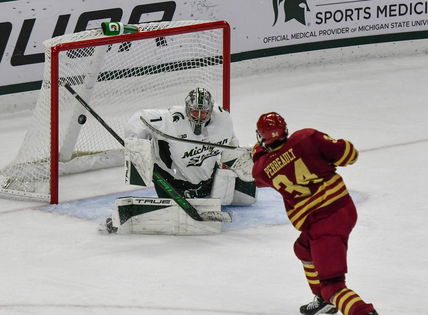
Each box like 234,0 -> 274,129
125,105 -> 238,185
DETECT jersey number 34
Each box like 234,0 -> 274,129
272,158 -> 321,197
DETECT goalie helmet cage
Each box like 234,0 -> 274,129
0,20 -> 231,204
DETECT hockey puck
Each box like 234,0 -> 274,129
78,114 -> 87,124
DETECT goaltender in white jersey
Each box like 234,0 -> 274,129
126,105 -> 235,185
124,88 -> 256,206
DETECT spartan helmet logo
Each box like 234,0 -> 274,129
272,0 -> 310,26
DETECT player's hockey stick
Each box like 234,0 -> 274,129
140,115 -> 248,151
61,82 -> 231,223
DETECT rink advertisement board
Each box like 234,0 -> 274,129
0,0 -> 428,95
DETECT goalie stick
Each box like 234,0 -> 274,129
139,115 -> 248,151
61,82 -> 231,223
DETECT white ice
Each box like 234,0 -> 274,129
1,52 -> 427,315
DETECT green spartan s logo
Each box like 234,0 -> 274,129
272,0 -> 310,26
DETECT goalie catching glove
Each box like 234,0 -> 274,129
221,147 -> 254,182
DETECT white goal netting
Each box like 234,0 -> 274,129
0,20 -> 229,202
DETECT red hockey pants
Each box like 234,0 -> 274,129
293,198 -> 358,302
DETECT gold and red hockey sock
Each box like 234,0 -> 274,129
331,288 -> 375,315
302,262 -> 321,296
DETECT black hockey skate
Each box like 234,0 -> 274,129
105,217 -> 118,233
98,217 -> 118,234
300,295 -> 338,315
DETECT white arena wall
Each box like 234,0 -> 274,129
0,0 -> 427,113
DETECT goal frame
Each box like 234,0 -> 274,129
49,20 -> 231,204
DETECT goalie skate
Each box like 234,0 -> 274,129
98,217 -> 118,234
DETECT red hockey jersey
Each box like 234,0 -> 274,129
252,128 -> 358,231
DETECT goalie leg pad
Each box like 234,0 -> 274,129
210,168 -> 237,205
232,178 -> 257,205
110,197 -> 222,235
210,169 -> 257,206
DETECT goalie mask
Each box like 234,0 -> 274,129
185,88 -> 214,135
256,112 -> 288,150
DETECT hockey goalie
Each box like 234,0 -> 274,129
106,87 -> 257,235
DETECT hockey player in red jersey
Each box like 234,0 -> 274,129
252,112 -> 378,315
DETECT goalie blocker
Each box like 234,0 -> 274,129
124,138 -> 257,206
107,197 -> 226,235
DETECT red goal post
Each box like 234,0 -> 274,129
0,20 -> 231,204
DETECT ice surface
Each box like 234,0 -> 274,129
1,53 -> 427,314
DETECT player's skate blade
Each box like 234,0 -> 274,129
300,295 -> 338,315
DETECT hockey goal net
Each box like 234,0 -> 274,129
0,20 -> 230,203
